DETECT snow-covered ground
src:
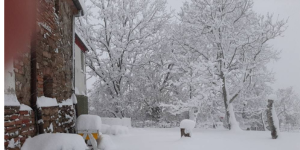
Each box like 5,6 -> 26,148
110,128 -> 300,150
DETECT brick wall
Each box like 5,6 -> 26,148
5,0 -> 80,149
4,106 -> 36,149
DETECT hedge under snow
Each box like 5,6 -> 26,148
21,133 -> 87,150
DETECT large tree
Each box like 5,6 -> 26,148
76,0 -> 172,118
178,0 -> 287,130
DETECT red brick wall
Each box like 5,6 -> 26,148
4,106 -> 36,149
4,0 -> 80,149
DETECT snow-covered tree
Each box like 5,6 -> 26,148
76,0 -> 172,118
178,0 -> 287,130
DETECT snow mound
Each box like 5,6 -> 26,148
101,124 -> 111,134
97,134 -> 115,150
180,119 -> 195,134
106,125 -> 129,135
76,115 -> 102,131
37,96 -> 58,108
20,104 -> 32,111
5,94 -> 20,106
21,133 -> 87,150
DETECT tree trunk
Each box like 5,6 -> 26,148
180,128 -> 191,137
227,103 -> 242,131
267,99 -> 279,139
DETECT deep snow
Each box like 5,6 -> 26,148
109,128 -> 300,150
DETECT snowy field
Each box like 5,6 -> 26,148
110,128 -> 300,150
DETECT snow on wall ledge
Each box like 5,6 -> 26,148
37,96 -> 58,108
5,94 -> 20,106
20,104 -> 32,111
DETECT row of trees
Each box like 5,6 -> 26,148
76,0 -> 300,130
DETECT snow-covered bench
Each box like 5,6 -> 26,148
76,115 -> 102,150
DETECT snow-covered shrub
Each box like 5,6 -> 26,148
97,134 -> 115,150
180,119 -> 196,134
21,133 -> 87,150
106,125 -> 129,135
76,115 -> 102,131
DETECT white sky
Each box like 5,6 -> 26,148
166,0 -> 300,95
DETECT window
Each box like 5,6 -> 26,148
81,51 -> 85,72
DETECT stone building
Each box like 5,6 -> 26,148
4,0 -> 87,149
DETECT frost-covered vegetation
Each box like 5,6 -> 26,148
76,0 -> 300,131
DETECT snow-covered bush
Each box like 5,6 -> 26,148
180,119 -> 196,134
76,115 -> 102,131
21,133 -> 87,150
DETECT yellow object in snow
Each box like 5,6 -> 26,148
79,133 -> 99,140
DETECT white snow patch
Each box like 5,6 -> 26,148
20,104 -> 32,111
8,139 -> 16,148
228,103 -> 242,132
98,134 -> 115,150
37,96 -> 58,108
71,93 -> 77,104
58,98 -> 73,107
21,133 -> 87,150
180,119 -> 195,134
5,94 -> 20,106
106,125 -> 129,135
272,105 -> 280,136
101,124 -> 111,134
76,115 -> 102,131
268,94 -> 278,101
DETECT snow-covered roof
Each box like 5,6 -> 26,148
5,94 -> 20,106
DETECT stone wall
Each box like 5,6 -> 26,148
4,106 -> 36,149
35,0 -> 74,101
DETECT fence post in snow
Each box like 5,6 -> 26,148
267,99 -> 279,139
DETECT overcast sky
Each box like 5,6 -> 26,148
166,0 -> 300,95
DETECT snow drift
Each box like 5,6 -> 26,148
21,133 -> 87,150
